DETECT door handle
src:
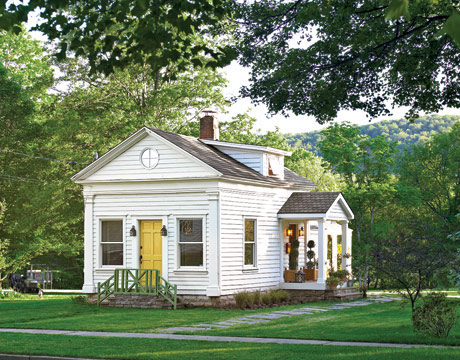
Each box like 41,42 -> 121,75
139,255 -> 143,265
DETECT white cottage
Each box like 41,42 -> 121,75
72,115 -> 357,307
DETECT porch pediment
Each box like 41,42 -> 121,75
277,192 -> 354,220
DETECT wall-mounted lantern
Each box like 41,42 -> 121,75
299,227 -> 304,237
130,225 -> 137,237
286,228 -> 293,237
160,225 -> 168,236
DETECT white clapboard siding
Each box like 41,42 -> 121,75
91,190 -> 212,295
215,148 -> 263,174
327,201 -> 349,220
219,185 -> 292,295
86,134 -> 217,182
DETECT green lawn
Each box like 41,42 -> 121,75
0,333 -> 459,360
0,297 -> 459,347
185,300 -> 460,346
0,297 -> 257,332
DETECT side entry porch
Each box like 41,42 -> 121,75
277,192 -> 360,300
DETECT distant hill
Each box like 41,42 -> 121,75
286,114 -> 460,155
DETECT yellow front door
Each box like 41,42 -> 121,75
140,220 -> 162,274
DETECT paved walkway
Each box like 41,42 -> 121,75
158,296 -> 400,332
0,327 -> 455,349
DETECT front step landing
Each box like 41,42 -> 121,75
325,287 -> 363,301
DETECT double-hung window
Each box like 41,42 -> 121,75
244,219 -> 256,267
178,219 -> 203,267
101,220 -> 123,266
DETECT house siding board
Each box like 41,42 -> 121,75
214,148 -> 263,174
219,184 -> 292,295
86,135 -> 216,182
327,201 -> 349,220
87,181 -> 219,295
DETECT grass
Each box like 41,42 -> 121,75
0,297 -> 260,332
185,299 -> 460,346
0,333 -> 459,360
0,296 -> 459,347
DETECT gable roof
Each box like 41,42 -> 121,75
148,128 -> 316,188
73,126 -> 316,189
278,192 -> 353,219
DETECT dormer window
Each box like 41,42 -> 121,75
268,155 -> 283,177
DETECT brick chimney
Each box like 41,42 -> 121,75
200,112 -> 219,141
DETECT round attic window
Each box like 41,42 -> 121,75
140,148 -> 159,169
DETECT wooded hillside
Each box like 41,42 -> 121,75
286,115 -> 460,155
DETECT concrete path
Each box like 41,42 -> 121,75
158,296 -> 401,333
0,327 -> 455,350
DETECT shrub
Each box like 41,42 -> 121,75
234,291 -> 249,309
247,293 -> 255,308
269,289 -> 289,304
261,293 -> 271,305
269,289 -> 280,304
251,290 -> 262,306
278,290 -> 289,302
71,295 -> 87,305
412,293 -> 457,337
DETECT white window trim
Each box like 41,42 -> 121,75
96,216 -> 126,270
139,147 -> 160,170
175,215 -> 206,271
243,217 -> 258,270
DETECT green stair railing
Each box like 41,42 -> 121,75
97,269 -> 177,309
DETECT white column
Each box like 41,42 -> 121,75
304,220 -> 308,266
342,220 -> 351,274
317,218 -> 327,284
279,220 -> 285,281
82,193 -> 95,293
206,191 -> 220,296
331,226 -> 338,271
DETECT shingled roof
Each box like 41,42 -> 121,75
278,192 -> 342,214
149,127 -> 316,189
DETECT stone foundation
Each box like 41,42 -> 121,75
86,287 -> 362,309
87,293 -> 236,308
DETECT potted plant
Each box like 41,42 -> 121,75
326,276 -> 341,289
337,269 -> 350,282
303,240 -> 318,281
329,269 -> 350,282
284,228 -> 300,282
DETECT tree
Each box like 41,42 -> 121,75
236,1 -> 460,123
0,28 -> 232,285
285,148 -> 344,192
372,222 -> 456,313
397,123 -> 460,236
1,0 -> 236,75
319,123 -> 399,287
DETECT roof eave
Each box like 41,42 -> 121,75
200,139 -> 292,156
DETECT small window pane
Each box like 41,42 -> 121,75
245,220 -> 255,243
102,243 -> 123,265
102,221 -> 123,243
245,243 -> 254,265
179,220 -> 202,242
268,156 -> 282,176
180,244 -> 203,266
